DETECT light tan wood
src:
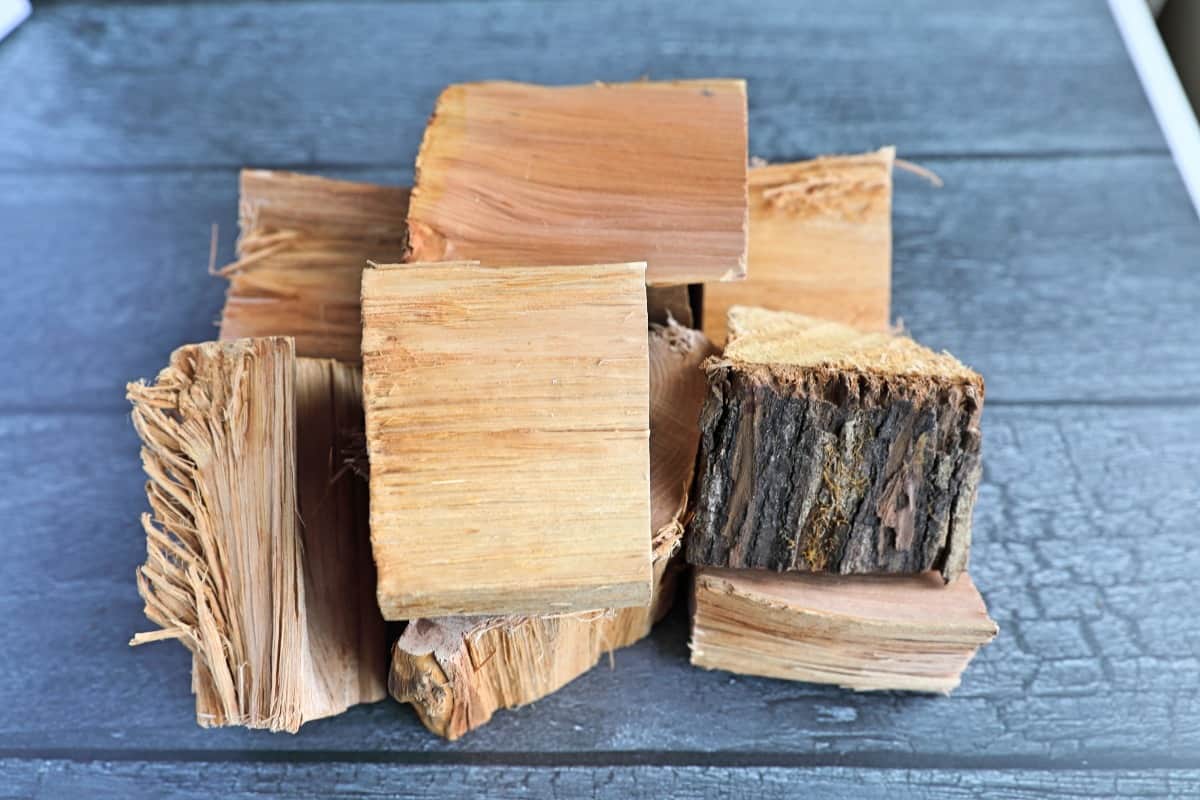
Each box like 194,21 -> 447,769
691,568 -> 997,693
390,320 -> 716,739
128,338 -> 386,732
704,149 -> 895,345
725,305 -> 979,383
361,261 -> 653,619
405,80 -> 748,285
218,170 -> 410,362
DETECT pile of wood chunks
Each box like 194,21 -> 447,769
127,79 -> 995,738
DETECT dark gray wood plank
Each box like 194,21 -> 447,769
2,403 -> 1197,759
0,0 -> 1161,170
2,154 -> 1197,410
3,760 -> 1199,800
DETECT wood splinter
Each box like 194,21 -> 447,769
390,320 -> 717,739
128,337 -> 386,732
688,306 -> 984,582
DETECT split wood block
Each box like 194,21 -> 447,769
218,170 -> 410,362
691,568 -> 997,693
361,261 -> 653,619
405,80 -> 749,285
390,320 -> 717,739
688,306 -> 983,582
703,148 -> 895,345
127,338 -> 387,732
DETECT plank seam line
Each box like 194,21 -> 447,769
0,748 -> 1195,772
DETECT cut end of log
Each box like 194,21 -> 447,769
725,305 -> 980,386
688,308 -> 983,582
406,79 -> 748,285
691,568 -> 997,693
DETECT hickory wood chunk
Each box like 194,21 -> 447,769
389,320 -> 716,739
218,170 -> 410,362
704,148 -> 895,345
127,338 -> 386,732
688,306 -> 984,582
691,568 -> 997,693
405,80 -> 748,285
361,261 -> 653,619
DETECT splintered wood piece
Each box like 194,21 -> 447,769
218,170 -> 410,362
127,338 -> 386,732
704,149 -> 895,345
691,568 -> 997,693
688,306 -> 984,582
390,321 -> 716,739
405,80 -> 749,285
361,261 -> 653,619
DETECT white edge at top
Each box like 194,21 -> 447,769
1110,0 -> 1200,221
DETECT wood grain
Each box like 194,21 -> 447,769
0,0 -> 1195,792
389,321 -> 714,739
0,1 -> 1162,169
3,156 -> 1194,411
406,80 -> 748,285
218,171 -> 410,362
2,404 -> 1196,757
361,262 -> 652,618
126,341 -> 386,731
704,150 -> 894,345
692,569 -> 997,692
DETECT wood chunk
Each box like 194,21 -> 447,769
691,568 -> 997,693
688,307 -> 984,582
127,338 -> 386,732
704,149 -> 895,345
390,321 -> 716,739
361,261 -> 653,619
218,170 -> 410,362
405,80 -> 748,285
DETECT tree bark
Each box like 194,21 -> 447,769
687,360 -> 982,582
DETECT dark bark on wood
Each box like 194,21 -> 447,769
686,360 -> 983,582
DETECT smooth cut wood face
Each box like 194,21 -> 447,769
406,80 -> 748,286
703,149 -> 894,345
361,261 -> 653,619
